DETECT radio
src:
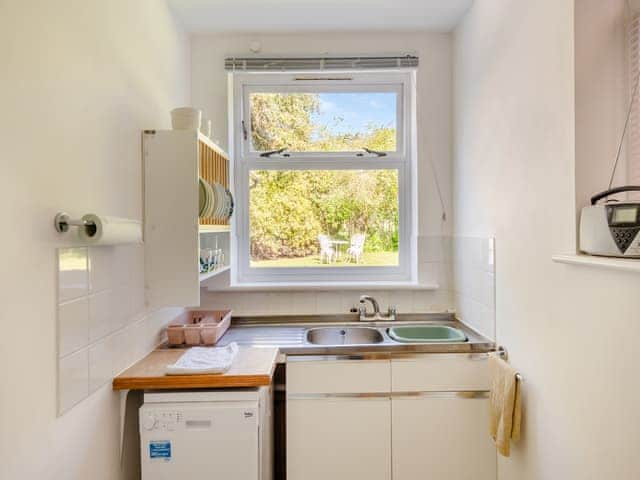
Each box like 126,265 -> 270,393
579,186 -> 640,258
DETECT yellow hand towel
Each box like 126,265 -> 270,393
489,355 -> 522,457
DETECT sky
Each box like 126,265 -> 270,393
311,92 -> 396,135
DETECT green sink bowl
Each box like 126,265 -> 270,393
388,325 -> 467,343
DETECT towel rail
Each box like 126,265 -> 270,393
495,346 -> 524,382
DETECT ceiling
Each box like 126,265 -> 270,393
166,0 -> 473,34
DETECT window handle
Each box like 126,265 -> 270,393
357,147 -> 387,157
241,120 -> 248,141
259,147 -> 290,158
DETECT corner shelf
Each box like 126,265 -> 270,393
199,266 -> 231,282
552,253 -> 640,273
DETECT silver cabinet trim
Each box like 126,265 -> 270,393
287,391 -> 489,400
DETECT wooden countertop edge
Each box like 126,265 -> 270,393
112,374 -> 273,391
111,346 -> 279,391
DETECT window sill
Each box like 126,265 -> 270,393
552,253 -> 640,273
206,281 -> 439,292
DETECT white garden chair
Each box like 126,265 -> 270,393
318,234 -> 335,264
346,233 -> 366,264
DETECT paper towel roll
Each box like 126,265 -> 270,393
78,214 -> 142,246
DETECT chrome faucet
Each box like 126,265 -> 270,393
358,295 -> 397,321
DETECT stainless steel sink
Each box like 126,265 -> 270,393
306,327 -> 384,345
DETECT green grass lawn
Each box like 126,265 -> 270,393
251,251 -> 399,268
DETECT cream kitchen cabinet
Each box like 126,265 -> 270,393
287,397 -> 391,480
391,354 -> 496,480
392,393 -> 495,480
286,358 -> 391,480
286,354 -> 496,480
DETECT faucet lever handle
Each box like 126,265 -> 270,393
358,301 -> 367,314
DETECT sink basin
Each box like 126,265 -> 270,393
306,327 -> 384,345
388,325 -> 467,343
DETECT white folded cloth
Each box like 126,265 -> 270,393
165,343 -> 239,375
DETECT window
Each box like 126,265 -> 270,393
231,71 -> 416,284
249,91 -> 399,153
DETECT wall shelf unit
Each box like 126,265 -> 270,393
200,225 -> 231,233
199,265 -> 231,282
552,253 -> 640,273
143,129 -> 231,308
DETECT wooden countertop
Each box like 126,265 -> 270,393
112,346 -> 279,391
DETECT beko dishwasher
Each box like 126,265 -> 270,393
139,387 -> 272,480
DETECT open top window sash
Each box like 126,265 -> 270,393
225,56 -> 419,72
240,81 -> 406,158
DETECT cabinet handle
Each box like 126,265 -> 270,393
391,391 -> 489,399
468,353 -> 489,361
288,393 -> 390,400
288,391 -> 489,400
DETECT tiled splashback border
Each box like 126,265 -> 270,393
202,235 -> 455,315
202,235 -> 496,342
56,246 -> 180,415
452,236 -> 496,340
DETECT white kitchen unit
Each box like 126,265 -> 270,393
287,358 -> 391,480
392,354 -> 495,480
143,129 -> 230,308
392,393 -> 494,480
287,354 -> 496,480
139,388 -> 272,480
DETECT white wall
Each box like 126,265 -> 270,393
0,1 -> 189,479
575,0 -> 629,214
192,32 -> 454,312
454,1 -> 640,479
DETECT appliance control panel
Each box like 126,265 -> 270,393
142,411 -> 182,432
606,204 -> 640,254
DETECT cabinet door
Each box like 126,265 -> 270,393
287,397 -> 391,480
392,354 -> 490,392
144,130 -> 200,308
392,394 -> 496,480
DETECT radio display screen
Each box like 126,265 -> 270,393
612,206 -> 638,224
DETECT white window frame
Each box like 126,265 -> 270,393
229,70 -> 418,286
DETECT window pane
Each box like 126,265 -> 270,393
249,170 -> 399,268
250,92 -> 397,153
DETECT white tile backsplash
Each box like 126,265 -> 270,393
88,246 -> 114,293
58,348 -> 89,414
58,297 -> 89,357
58,247 -> 89,303
452,236 -> 496,340
88,337 -> 113,393
88,290 -> 113,342
57,246 -> 181,416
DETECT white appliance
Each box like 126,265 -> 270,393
139,387 -> 272,480
580,186 -> 640,258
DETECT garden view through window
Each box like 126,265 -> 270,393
237,77 -> 410,278
250,91 -> 398,152
249,169 -> 399,268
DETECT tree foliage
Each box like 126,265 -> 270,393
249,93 -> 399,260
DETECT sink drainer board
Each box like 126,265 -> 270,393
387,325 -> 467,343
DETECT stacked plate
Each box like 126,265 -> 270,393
199,177 -> 234,221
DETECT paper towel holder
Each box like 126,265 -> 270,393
54,212 -> 97,236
